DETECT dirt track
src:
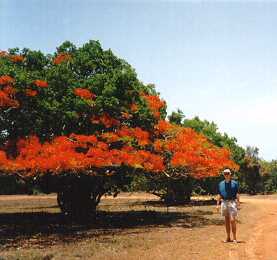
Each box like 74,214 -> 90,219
1,194 -> 277,259
243,197 -> 277,260
116,196 -> 277,260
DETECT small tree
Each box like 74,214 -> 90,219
238,146 -> 262,194
261,160 -> 277,193
148,120 -> 239,203
152,110 -> 242,202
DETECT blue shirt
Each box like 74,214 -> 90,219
218,180 -> 239,200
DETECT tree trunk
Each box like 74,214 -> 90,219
57,176 -> 104,220
163,178 -> 193,204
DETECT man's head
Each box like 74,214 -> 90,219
222,168 -> 232,181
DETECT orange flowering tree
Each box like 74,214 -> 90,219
147,120 -> 238,202
0,41 -> 168,218
0,41 -> 237,217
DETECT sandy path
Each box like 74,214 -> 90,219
92,196 -> 277,260
117,196 -> 277,260
243,197 -> 277,260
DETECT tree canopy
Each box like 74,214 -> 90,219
169,110 -> 245,165
0,41 -> 237,183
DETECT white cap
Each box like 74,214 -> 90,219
223,168 -> 231,174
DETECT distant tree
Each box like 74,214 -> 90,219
260,160 -> 277,193
238,146 -> 262,194
182,116 -> 245,164
165,111 -> 244,198
168,109 -> 184,125
148,118 -> 238,203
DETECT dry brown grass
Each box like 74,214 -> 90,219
0,193 -> 274,260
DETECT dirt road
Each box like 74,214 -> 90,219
118,196 -> 277,260
243,197 -> 277,260
89,195 -> 277,260
1,194 -> 277,259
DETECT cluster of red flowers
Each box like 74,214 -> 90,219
0,151 -> 8,166
154,120 -> 175,135
33,80 -> 48,88
53,53 -> 72,65
25,89 -> 38,97
0,75 -> 19,108
155,126 -> 238,178
9,55 -> 24,63
0,75 -> 15,85
0,134 -> 165,176
2,86 -> 16,96
0,91 -> 19,108
117,126 -> 150,146
100,132 -> 120,143
130,103 -> 138,112
91,113 -> 120,128
121,111 -> 132,119
0,51 -> 24,62
100,126 -> 150,146
74,88 -> 96,100
142,94 -> 166,119
0,51 -> 8,57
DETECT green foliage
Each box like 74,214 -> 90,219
238,146 -> 263,194
260,160 -> 277,193
168,109 -> 184,125
0,40 -> 157,147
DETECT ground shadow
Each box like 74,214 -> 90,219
0,208 -> 224,249
139,199 -> 217,207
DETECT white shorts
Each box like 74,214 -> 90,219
221,200 -> 238,218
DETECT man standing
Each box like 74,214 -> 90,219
217,168 -> 240,243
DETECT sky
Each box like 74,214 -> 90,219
1,0 -> 277,160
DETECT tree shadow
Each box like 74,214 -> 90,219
138,199 -> 217,207
0,208 -> 223,249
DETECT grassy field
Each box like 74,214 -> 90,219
0,193 -> 265,260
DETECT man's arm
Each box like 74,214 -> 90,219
216,194 -> 221,212
236,193 -> 240,207
216,182 -> 222,212
236,181 -> 240,207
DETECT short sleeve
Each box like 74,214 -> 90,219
218,182 -> 221,196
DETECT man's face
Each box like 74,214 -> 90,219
224,173 -> 231,181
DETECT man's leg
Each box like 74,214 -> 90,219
230,216 -> 237,241
224,214 -> 231,241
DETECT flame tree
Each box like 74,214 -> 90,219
0,41 -> 237,218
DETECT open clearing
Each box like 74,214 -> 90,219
0,193 -> 277,260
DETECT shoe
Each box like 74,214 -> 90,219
233,240 -> 238,243
223,239 -> 232,243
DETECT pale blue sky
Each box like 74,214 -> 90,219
1,0 -> 277,160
